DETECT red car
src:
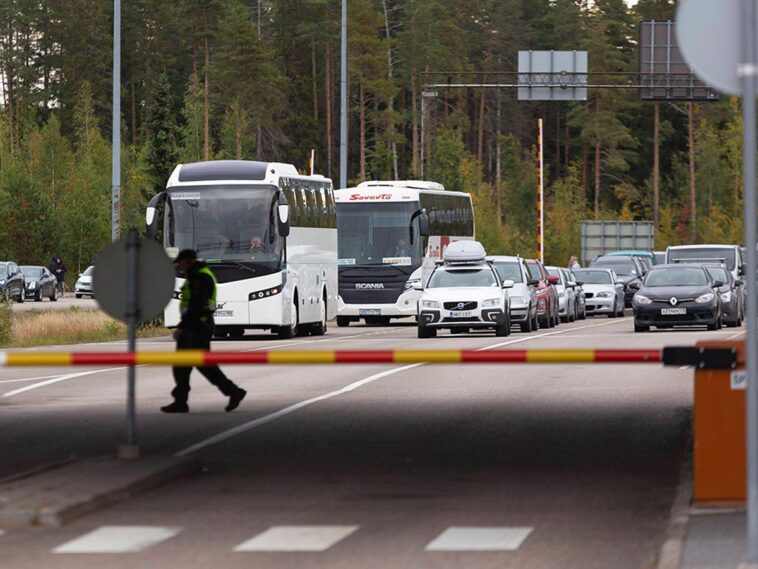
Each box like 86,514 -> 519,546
525,259 -> 560,328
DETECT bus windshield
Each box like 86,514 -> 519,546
336,201 -> 422,266
168,186 -> 282,267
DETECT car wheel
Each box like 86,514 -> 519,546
495,316 -> 510,337
608,301 -> 617,318
634,323 -> 649,333
50,287 -> 57,301
75,293 -> 82,299
34,290 -> 41,301
418,325 -> 436,338
16,288 -> 23,303
520,315 -> 533,333
707,320 -> 720,331
336,316 -> 350,327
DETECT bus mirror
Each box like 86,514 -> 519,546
145,192 -> 166,240
277,194 -> 290,237
419,209 -> 430,237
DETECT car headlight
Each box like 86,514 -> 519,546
510,296 -> 530,307
421,299 -> 440,309
721,291 -> 732,302
482,298 -> 501,308
596,291 -> 613,298
634,294 -> 652,305
695,292 -> 715,304
404,278 -> 421,291
28,281 -> 36,289
0,279 -> 5,286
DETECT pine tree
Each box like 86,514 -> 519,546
145,73 -> 179,197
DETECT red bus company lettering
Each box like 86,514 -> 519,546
349,193 -> 392,200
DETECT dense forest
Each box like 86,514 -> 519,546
0,0 -> 745,272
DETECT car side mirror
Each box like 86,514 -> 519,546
502,279 -> 515,289
713,280 -> 724,288
615,279 -> 624,286
740,264 -> 747,276
567,281 -> 576,288
629,281 -> 641,290
735,279 -> 744,286
575,281 -> 584,287
527,279 -> 540,287
548,275 -> 559,285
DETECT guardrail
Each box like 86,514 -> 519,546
0,347 -> 739,367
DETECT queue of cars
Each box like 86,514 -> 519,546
0,259 -> 96,302
414,241 -> 747,338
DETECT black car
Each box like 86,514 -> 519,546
0,261 -> 25,302
20,265 -> 57,302
632,263 -> 723,332
590,255 -> 644,307
704,262 -> 743,327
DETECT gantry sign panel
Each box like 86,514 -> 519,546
639,20 -> 719,101
517,50 -> 588,101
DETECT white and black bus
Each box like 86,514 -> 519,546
146,160 -> 337,339
334,181 -> 474,326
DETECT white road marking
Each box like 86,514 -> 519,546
425,526 -> 533,552
0,373 -> 67,384
2,368 -> 125,398
234,525 -> 359,552
53,525 -> 181,554
727,330 -> 746,340
176,318 -> 624,457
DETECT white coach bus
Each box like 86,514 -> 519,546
335,180 -> 474,326
145,160 -> 337,339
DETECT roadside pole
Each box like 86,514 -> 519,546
111,0 -> 121,242
742,0 -> 758,562
339,0 -> 347,189
121,230 -> 140,459
538,118 -> 544,263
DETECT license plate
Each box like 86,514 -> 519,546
359,309 -> 381,316
449,311 -> 474,318
215,310 -> 233,318
661,308 -> 686,315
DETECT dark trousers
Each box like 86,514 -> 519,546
172,323 -> 239,403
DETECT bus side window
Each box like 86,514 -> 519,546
325,186 -> 337,228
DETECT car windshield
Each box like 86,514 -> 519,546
492,262 -> 523,283
20,266 -> 42,278
667,247 -> 737,270
644,268 -> 708,287
706,267 -> 728,282
336,201 -> 421,266
82,266 -> 95,276
573,270 -> 612,284
168,185 -> 282,269
592,261 -> 637,276
427,267 -> 498,288
0,265 -> 7,276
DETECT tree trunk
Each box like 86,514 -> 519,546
477,87 -> 485,165
653,102 -> 660,229
582,141 -> 588,192
564,120 -> 569,172
555,107 -> 561,180
495,92 -> 502,226
235,106 -> 242,160
411,70 -> 419,176
131,74 -> 137,145
312,38 -> 318,121
203,35 -> 210,161
325,39 -> 333,179
382,0 -> 398,179
359,81 -> 366,182
688,101 -> 696,242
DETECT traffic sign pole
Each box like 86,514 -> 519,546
120,230 -> 141,459
742,0 -> 758,561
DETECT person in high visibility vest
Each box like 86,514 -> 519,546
161,249 -> 246,413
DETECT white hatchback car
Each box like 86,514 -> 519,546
417,241 -> 513,338
75,265 -> 95,299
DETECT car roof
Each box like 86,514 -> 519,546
607,250 -> 653,256
593,255 -> 635,262
667,244 -> 739,250
650,263 -> 707,270
19,265 -> 43,269
486,255 -> 522,262
574,267 -> 613,273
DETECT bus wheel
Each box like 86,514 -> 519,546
277,296 -> 298,339
336,316 -> 350,327
310,295 -> 327,336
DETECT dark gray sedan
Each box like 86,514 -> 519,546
20,265 -> 57,301
632,264 -> 723,332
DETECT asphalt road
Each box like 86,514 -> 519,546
0,315 -> 745,568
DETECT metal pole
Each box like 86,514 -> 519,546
339,0 -> 347,189
120,230 -> 140,459
420,94 -> 425,179
743,0 -> 758,561
111,0 -> 121,242
538,118 -> 544,262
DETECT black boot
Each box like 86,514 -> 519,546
161,401 -> 189,413
225,389 -> 246,412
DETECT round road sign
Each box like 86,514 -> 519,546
677,0 -> 741,95
94,235 -> 175,323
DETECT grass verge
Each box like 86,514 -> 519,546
2,307 -> 170,348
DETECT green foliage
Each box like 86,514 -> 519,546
0,297 -> 11,346
145,73 -> 179,197
545,168 -> 590,266
429,128 -> 466,193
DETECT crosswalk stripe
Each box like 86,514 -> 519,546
234,525 -> 359,552
53,526 -> 182,554
425,526 -> 534,552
